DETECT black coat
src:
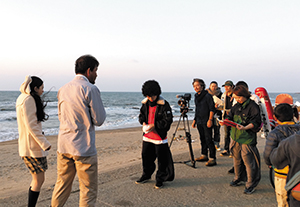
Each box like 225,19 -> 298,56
193,90 -> 215,125
139,96 -> 173,139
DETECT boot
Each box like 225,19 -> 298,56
28,187 -> 40,207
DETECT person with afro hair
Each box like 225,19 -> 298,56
136,80 -> 174,189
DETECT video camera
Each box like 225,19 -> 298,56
176,93 -> 191,113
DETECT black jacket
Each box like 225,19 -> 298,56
139,96 -> 173,139
194,90 -> 215,125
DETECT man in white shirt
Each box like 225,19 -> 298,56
51,55 -> 106,207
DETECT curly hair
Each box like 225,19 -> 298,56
142,80 -> 161,97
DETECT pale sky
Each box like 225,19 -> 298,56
1,0 -> 299,93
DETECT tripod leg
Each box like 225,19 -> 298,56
169,115 -> 182,147
186,131 -> 196,168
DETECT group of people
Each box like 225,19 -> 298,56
191,79 -> 262,195
191,78 -> 300,206
16,55 -> 300,207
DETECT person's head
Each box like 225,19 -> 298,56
209,81 -> 218,91
29,76 -> 48,122
192,78 -> 205,93
142,80 -> 161,102
232,85 -> 251,104
75,55 -> 99,84
30,76 -> 44,97
222,80 -> 234,93
235,81 -> 249,90
274,103 -> 294,122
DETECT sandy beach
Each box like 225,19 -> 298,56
0,122 -> 277,207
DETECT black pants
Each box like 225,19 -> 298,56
213,118 -> 220,143
196,124 -> 216,159
224,125 -> 231,152
141,141 -> 174,183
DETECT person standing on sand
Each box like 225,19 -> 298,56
220,80 -> 235,157
206,81 -> 222,151
192,78 -> 216,166
51,55 -> 106,207
16,75 -> 51,207
136,80 -> 174,189
264,104 -> 300,207
220,85 -> 261,194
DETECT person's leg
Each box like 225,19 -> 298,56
242,144 -> 261,189
75,155 -> 98,207
213,119 -> 220,144
155,144 -> 174,184
274,176 -> 288,207
30,171 -> 45,191
224,126 -> 231,152
203,125 -> 216,160
231,141 -> 243,182
197,124 -> 208,156
28,172 -> 44,207
51,153 -> 76,207
141,141 -> 156,178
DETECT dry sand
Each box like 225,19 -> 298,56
0,122 -> 277,207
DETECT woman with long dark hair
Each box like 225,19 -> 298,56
16,76 -> 51,207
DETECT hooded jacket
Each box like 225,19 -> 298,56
270,133 -> 300,207
16,76 -> 51,157
139,96 -> 173,140
263,123 -> 300,177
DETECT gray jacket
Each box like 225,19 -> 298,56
263,123 -> 300,166
57,75 -> 106,156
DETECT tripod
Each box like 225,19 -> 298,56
170,108 -> 196,168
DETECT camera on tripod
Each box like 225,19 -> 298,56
176,93 -> 191,113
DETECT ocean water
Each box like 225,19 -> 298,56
1,91 -> 300,143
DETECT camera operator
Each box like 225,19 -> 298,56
192,78 -> 217,166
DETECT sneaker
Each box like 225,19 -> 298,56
228,167 -> 234,174
195,155 -> 209,162
216,147 -> 221,152
229,154 -> 233,158
220,150 -> 230,156
244,187 -> 255,194
154,181 -> 163,189
206,159 -> 217,166
230,179 -> 243,187
135,176 -> 150,184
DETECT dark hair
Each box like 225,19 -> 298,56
29,76 -> 48,122
142,80 -> 161,97
274,103 -> 294,122
210,81 -> 218,86
75,55 -> 99,74
235,81 -> 248,90
232,85 -> 251,99
192,78 -> 206,89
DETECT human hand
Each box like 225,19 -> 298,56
207,120 -> 213,128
